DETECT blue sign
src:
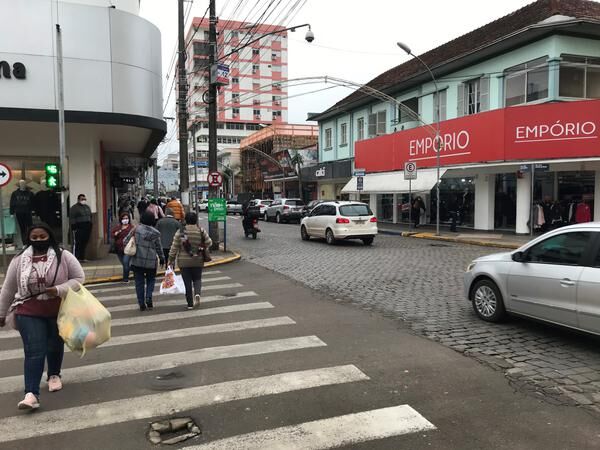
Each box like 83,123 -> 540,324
194,160 -> 209,167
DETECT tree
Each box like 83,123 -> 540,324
290,152 -> 304,201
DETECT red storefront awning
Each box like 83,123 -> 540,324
355,99 -> 600,173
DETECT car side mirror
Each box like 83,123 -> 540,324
512,251 -> 526,263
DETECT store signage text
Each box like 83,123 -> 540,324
515,120 -> 597,143
315,167 -> 326,177
0,61 -> 26,80
408,131 -> 470,157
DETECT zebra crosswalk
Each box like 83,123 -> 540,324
0,266 -> 436,448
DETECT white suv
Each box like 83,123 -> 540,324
300,201 -> 378,245
249,199 -> 273,220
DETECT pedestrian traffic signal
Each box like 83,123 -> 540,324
44,163 -> 60,191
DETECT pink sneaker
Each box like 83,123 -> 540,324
18,393 -> 39,410
48,375 -> 63,392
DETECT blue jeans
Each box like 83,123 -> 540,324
132,266 -> 157,307
16,315 -> 64,397
117,253 -> 131,281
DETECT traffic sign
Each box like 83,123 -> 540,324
207,171 -> 223,187
208,198 -> 227,222
357,176 -> 364,191
354,168 -> 366,177
0,163 -> 12,187
404,162 -> 417,180
194,160 -> 209,168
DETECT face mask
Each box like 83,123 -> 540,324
121,219 -> 129,225
31,240 -> 51,252
80,200 -> 87,205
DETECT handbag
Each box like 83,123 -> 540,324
124,228 -> 137,256
200,226 -> 212,263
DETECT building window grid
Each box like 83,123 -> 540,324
357,117 -> 364,141
504,57 -> 549,107
325,128 -> 332,148
340,123 -> 348,146
433,90 -> 447,122
559,55 -> 600,99
368,111 -> 387,137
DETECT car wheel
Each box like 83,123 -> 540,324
325,228 -> 336,245
301,226 -> 310,241
471,279 -> 506,322
276,213 -> 281,224
362,237 -> 374,246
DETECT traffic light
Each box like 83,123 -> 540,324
44,163 -> 60,191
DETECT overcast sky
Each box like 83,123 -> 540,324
139,0 -> 535,159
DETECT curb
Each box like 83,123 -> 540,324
402,232 -> 521,250
84,252 -> 242,285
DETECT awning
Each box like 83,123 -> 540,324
341,168 -> 447,194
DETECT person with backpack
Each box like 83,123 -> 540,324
168,212 -> 212,310
146,198 -> 165,220
124,211 -> 164,311
0,223 -> 84,410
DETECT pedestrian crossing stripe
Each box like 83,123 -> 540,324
106,291 -> 259,311
185,405 -> 436,449
0,365 -> 369,443
84,270 -> 222,289
0,302 -> 274,340
86,275 -> 231,295
98,281 -> 241,303
0,316 -> 296,362
0,336 -> 326,394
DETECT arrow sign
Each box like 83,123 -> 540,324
0,163 -> 12,187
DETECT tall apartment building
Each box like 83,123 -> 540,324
185,18 -> 289,197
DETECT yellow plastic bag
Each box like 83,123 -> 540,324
57,285 -> 111,356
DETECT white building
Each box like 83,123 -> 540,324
0,0 -> 165,257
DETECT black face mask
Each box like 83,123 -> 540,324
30,240 -> 51,252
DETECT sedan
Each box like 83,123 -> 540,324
464,223 -> 600,336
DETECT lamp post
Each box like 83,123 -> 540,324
397,42 -> 442,236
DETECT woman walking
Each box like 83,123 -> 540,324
125,211 -> 164,311
146,198 -> 164,220
111,212 -> 133,282
168,212 -> 212,310
0,223 -> 84,410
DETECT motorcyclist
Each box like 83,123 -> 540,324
242,201 -> 260,236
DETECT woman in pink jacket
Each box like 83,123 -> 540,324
0,223 -> 84,411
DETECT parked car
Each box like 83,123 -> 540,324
265,198 -> 305,223
226,201 -> 243,215
464,223 -> 600,336
198,199 -> 208,212
248,199 -> 273,220
301,200 -> 330,218
300,201 -> 377,245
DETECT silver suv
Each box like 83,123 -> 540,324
265,198 -> 305,224
248,199 -> 273,220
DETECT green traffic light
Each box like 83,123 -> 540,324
45,164 -> 59,175
47,176 -> 58,188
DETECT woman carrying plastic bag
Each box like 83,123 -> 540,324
160,266 -> 185,295
0,223 -> 84,411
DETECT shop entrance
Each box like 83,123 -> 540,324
431,177 -> 475,228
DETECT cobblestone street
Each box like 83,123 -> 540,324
214,215 -> 600,416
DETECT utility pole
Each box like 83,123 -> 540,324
55,24 -> 69,248
192,122 -> 199,213
207,0 -> 219,249
178,0 -> 190,208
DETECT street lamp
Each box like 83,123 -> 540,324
397,42 -> 442,236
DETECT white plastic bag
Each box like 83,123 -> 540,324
160,266 -> 185,295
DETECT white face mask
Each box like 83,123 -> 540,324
121,218 -> 129,225
80,200 -> 87,205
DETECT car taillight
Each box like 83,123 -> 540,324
336,218 -> 350,224
283,205 -> 290,210
370,217 -> 377,223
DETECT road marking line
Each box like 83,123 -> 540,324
85,270 -> 222,290
0,365 -> 367,443
87,276 -> 231,295
106,291 -> 259,312
0,302 -> 273,340
185,405 -> 436,450
0,316 -> 296,362
0,336 -> 327,394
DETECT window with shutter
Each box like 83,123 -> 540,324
368,113 -> 377,137
457,84 -> 465,117
376,110 -> 387,134
480,77 -> 490,111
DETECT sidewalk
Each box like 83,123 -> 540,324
377,223 -> 534,250
0,248 -> 241,285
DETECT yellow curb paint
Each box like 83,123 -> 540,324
84,252 -> 241,286
407,233 -> 520,250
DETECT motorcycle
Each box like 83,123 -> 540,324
243,217 -> 261,239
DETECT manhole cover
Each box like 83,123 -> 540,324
148,417 -> 201,445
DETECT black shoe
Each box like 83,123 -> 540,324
146,301 -> 153,310
139,305 -> 147,312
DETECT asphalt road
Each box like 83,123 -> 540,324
1,260 -> 599,449
211,213 -> 600,414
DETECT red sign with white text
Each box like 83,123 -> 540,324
355,99 -> 600,172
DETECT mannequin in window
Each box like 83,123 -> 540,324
34,179 -> 61,228
9,180 -> 34,245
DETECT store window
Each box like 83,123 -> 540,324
494,173 -> 517,230
559,55 -> 600,99
532,171 -> 595,232
376,194 -> 394,222
433,177 -> 475,227
505,57 -> 549,106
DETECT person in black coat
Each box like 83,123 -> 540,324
10,180 -> 35,244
